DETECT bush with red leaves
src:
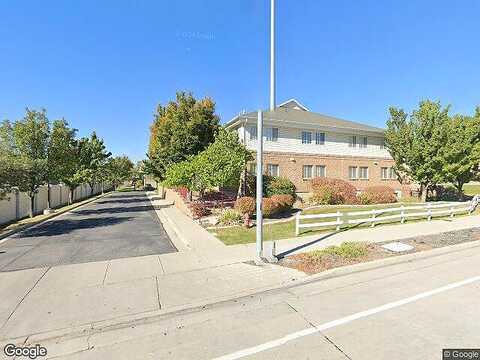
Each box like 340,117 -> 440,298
310,178 -> 358,205
271,194 -> 295,212
234,196 -> 256,216
189,201 -> 211,219
358,185 -> 397,204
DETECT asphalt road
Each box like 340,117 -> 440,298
0,191 -> 176,271
48,242 -> 480,360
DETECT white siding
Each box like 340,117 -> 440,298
237,124 -> 391,159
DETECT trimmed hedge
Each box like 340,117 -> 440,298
310,178 -> 358,205
265,176 -> 296,197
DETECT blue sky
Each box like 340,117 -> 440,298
1,1 -> 479,161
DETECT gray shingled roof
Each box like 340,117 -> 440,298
226,101 -> 385,134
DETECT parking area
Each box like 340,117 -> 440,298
0,191 -> 176,271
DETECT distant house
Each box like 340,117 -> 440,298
226,99 -> 410,196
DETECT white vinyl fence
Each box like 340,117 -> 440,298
0,183 -> 111,226
295,196 -> 480,236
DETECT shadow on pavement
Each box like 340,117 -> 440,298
72,204 -> 170,216
18,217 -> 134,237
96,197 -> 148,205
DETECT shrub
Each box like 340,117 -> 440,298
359,185 -> 397,204
217,209 -> 242,226
234,196 -> 256,216
262,197 -> 280,217
271,194 -> 295,212
265,177 -> 296,197
189,201 -> 210,219
310,178 -> 358,205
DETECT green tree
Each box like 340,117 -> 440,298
163,129 -> 252,197
146,91 -> 220,180
441,110 -> 480,193
386,100 -> 449,200
0,109 -> 50,217
77,132 -> 111,196
106,156 -> 134,190
46,119 -> 78,209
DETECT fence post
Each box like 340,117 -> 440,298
295,212 -> 300,236
371,210 -> 376,228
401,205 -> 405,224
336,211 -> 341,231
427,204 -> 432,221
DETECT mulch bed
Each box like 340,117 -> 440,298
279,228 -> 480,274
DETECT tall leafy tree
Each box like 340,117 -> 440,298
46,119 -> 78,209
0,109 -> 50,217
441,110 -> 480,193
106,156 -> 134,190
146,91 -> 220,180
386,100 -> 450,200
77,132 -> 111,196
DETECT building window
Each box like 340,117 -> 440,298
303,165 -> 313,179
349,135 -> 357,148
359,167 -> 369,180
265,127 -> 278,142
315,165 -> 326,178
381,167 -> 396,180
267,164 -> 279,177
359,136 -> 367,148
315,132 -> 325,145
302,131 -> 312,144
249,126 -> 257,140
380,139 -> 386,149
349,166 -> 357,180
249,162 -> 257,174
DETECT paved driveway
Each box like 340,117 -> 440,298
0,191 -> 176,271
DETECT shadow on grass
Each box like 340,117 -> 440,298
17,216 -> 134,237
276,223 -> 363,259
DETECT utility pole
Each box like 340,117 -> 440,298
256,0 -> 276,261
270,0 -> 276,111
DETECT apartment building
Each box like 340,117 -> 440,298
226,99 -> 411,195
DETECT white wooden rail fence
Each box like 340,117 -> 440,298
295,195 -> 480,236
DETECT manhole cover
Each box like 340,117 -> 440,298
382,242 -> 414,253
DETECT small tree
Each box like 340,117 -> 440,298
106,156 -> 134,190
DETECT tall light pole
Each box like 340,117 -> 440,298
270,0 -> 276,111
256,0 -> 276,261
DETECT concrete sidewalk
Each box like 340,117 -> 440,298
2,192 -> 480,347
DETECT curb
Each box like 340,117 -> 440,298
6,238 -> 480,346
0,192 -> 113,243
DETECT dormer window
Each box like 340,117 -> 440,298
349,136 -> 357,148
302,131 -> 312,144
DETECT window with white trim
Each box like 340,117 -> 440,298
301,131 -> 312,144
249,162 -> 257,174
359,136 -> 367,148
315,165 -> 326,178
349,166 -> 358,180
303,165 -> 313,179
381,167 -> 396,180
249,126 -> 257,140
349,135 -> 357,148
359,167 -> 369,180
266,164 -> 279,177
315,132 -> 325,145
265,127 -> 278,141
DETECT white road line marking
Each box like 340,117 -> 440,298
213,274 -> 480,360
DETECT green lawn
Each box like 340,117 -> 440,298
210,202 -> 476,246
463,184 -> 480,196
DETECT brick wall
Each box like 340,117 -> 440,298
256,151 -> 412,194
